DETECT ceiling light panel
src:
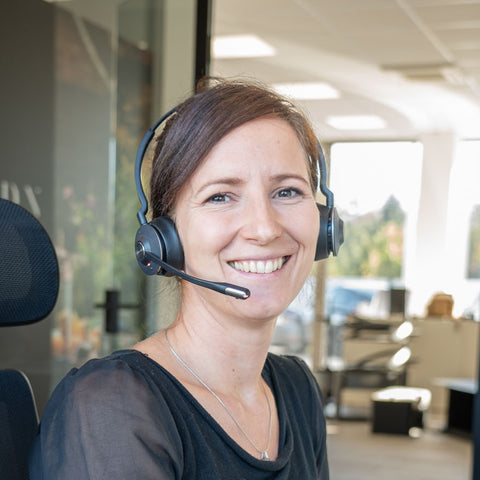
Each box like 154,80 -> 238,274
326,115 -> 387,130
212,35 -> 276,59
272,82 -> 340,100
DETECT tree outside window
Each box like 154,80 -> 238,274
328,141 -> 422,284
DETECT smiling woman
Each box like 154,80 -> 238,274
173,116 -> 320,320
29,78 -> 332,479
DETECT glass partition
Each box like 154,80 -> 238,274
0,0 -> 198,412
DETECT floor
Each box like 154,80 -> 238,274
326,419 -> 472,480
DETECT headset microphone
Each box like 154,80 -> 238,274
135,236 -> 250,299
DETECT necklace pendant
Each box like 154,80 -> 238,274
260,451 -> 269,461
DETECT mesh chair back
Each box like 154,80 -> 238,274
0,198 -> 59,325
0,199 -> 59,478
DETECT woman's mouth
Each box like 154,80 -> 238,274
228,256 -> 288,274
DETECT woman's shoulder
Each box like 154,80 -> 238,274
47,350 -> 164,410
266,352 -> 315,378
62,349 -> 151,381
32,352 -> 185,478
266,352 -> 323,401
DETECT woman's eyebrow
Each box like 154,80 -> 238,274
195,177 -> 244,194
270,173 -> 310,185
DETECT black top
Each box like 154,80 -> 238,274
29,350 -> 329,479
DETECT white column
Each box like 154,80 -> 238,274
405,131 -> 457,316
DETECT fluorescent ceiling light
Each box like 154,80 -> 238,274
213,35 -> 276,59
272,82 -> 340,100
326,115 -> 387,130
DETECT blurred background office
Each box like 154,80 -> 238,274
1,1 -> 479,478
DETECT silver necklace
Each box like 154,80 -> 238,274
164,329 -> 272,461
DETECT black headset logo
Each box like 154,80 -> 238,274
134,106 -> 344,298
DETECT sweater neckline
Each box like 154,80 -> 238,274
120,349 -> 294,470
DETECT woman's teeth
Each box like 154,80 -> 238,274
230,257 -> 286,274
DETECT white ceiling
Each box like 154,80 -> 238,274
211,0 -> 480,142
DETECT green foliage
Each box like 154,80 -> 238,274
468,205 -> 480,278
57,186 -> 111,319
329,195 -> 404,279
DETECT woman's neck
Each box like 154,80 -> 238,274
166,301 -> 276,397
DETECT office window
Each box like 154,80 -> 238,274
449,140 -> 480,279
326,141 -> 423,316
469,206 -> 480,278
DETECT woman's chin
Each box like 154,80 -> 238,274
237,289 -> 293,321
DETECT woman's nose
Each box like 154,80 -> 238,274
240,197 -> 282,244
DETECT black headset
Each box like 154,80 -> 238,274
315,141 -> 344,260
134,105 -> 344,285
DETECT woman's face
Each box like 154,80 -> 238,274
173,117 -> 320,320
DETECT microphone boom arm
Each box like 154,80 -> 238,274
141,250 -> 250,300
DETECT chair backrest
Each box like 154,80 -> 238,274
0,370 -> 39,480
0,198 -> 59,479
0,198 -> 59,325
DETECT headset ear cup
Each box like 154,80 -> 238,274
330,207 -> 344,257
314,203 -> 345,261
315,203 -> 330,261
135,217 -> 184,276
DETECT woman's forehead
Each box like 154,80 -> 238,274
187,118 -> 309,186
205,117 -> 303,158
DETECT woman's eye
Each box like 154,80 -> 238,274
207,193 -> 229,203
276,187 -> 302,199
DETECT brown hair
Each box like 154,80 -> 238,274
149,77 -> 319,219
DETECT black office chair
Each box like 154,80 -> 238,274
0,198 -> 59,480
